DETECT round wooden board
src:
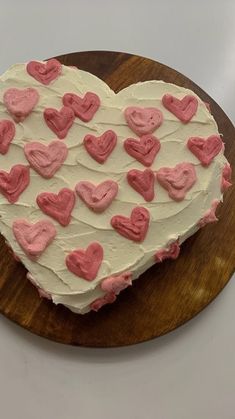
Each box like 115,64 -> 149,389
0,51 -> 235,347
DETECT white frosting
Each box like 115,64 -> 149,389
0,62 -> 228,313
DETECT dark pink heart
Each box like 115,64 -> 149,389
0,165 -> 30,203
162,94 -> 198,123
24,140 -> 68,179
124,134 -> 160,167
187,135 -> 223,166
3,88 -> 39,123
83,130 -> 117,163
0,119 -> 15,154
44,106 -> 75,139
124,106 -> 163,136
36,188 -> 76,226
63,92 -> 100,122
127,168 -> 155,201
66,242 -> 103,281
111,206 -> 150,242
156,162 -> 197,201
26,59 -> 62,85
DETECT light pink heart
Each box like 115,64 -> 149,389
124,106 -> 163,136
3,88 -> 39,123
13,219 -> 56,260
76,180 -> 118,212
24,140 -> 68,179
156,162 -> 197,201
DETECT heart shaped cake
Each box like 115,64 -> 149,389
0,59 -> 231,314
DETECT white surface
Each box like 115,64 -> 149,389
0,0 -> 234,418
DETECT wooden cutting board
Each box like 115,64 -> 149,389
0,51 -> 234,347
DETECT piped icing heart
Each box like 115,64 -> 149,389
13,219 -> 56,260
66,242 -> 103,281
0,165 -> 30,203
124,106 -> 163,136
0,120 -> 15,154
187,135 -> 223,166
221,164 -> 232,192
156,163 -> 197,201
101,272 -> 132,295
36,188 -> 76,226
24,140 -> 68,178
83,130 -> 117,163
124,134 -> 160,166
0,61 -> 230,314
44,106 -> 75,139
198,200 -> 220,227
63,92 -> 100,122
111,206 -> 150,242
90,292 -> 116,312
26,59 -> 62,85
76,180 -> 118,212
127,169 -> 155,201
155,240 -> 180,263
162,94 -> 198,123
3,88 -> 39,122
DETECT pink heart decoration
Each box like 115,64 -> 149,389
155,240 -> 180,262
162,94 -> 198,123
83,130 -> 117,163
111,206 -> 150,242
0,119 -> 15,154
156,162 -> 197,201
124,134 -> 161,167
187,135 -> 223,166
66,242 -> 103,281
13,219 -> 56,260
101,272 -> 132,295
24,140 -> 68,179
63,92 -> 100,122
0,165 -> 30,203
127,168 -> 155,201
198,199 -> 220,227
124,106 -> 163,136
26,59 -> 62,85
90,292 -> 116,311
44,106 -> 75,139
221,164 -> 232,192
3,88 -> 39,123
76,180 -> 118,212
36,188 -> 76,226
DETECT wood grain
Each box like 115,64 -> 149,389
0,51 -> 235,347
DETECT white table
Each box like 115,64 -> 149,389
0,1 -> 234,418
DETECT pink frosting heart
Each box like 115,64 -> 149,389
24,140 -> 68,179
156,162 -> 197,201
198,200 -> 220,227
0,164 -> 30,203
13,219 -> 56,260
111,206 -> 150,242
221,164 -> 232,192
0,119 -> 15,154
76,180 -> 118,212
162,94 -> 198,123
127,168 -> 155,201
36,188 -> 76,226
155,240 -> 180,262
26,59 -> 62,85
83,130 -> 117,163
63,92 -> 100,122
90,292 -> 116,312
3,88 -> 39,123
66,242 -> 103,281
101,272 -> 132,295
124,107 -> 163,136
124,134 -> 161,167
44,106 -> 75,139
187,135 -> 223,166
